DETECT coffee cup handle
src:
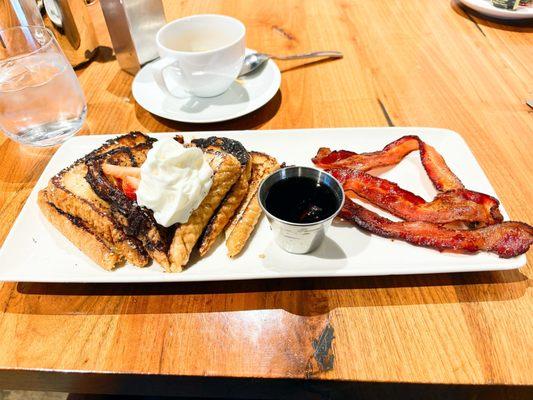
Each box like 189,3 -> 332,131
151,57 -> 188,98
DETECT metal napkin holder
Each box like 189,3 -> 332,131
100,0 -> 166,75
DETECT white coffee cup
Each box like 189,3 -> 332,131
152,14 -> 245,98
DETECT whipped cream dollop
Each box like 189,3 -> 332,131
136,138 -> 213,227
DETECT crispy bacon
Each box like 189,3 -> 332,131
418,140 -> 463,191
313,136 -> 463,193
448,188 -> 503,223
331,168 -> 502,225
313,136 -> 531,258
340,199 -> 533,258
312,135 -> 419,171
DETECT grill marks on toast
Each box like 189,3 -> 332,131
168,150 -> 242,271
198,159 -> 252,256
192,137 -> 252,256
225,152 -> 280,257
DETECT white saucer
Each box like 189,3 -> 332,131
132,49 -> 281,123
458,0 -> 533,20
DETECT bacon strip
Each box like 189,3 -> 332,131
331,169 -> 502,225
418,140 -> 463,191
340,199 -> 533,258
312,135 -> 463,192
313,136 -> 532,258
312,135 -> 419,171
448,188 -> 503,224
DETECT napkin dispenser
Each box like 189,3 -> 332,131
100,0 -> 166,75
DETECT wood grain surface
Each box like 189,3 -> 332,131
0,0 -> 532,389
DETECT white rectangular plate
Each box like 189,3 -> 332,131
0,128 -> 525,282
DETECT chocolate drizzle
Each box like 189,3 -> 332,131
85,142 -> 173,254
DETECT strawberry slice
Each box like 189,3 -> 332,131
121,175 -> 140,201
102,164 -> 141,179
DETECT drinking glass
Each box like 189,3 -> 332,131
0,25 -> 87,146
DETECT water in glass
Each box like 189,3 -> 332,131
0,26 -> 87,146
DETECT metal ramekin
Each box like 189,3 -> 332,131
258,166 -> 345,254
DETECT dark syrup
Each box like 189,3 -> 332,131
264,177 -> 338,224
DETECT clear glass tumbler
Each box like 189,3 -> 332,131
0,26 -> 87,146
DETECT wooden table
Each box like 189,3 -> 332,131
0,0 -> 532,397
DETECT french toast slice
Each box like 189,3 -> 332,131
38,189 -> 122,270
168,149 -> 242,272
39,132 -> 276,272
225,151 -> 279,257
45,132 -> 152,267
192,137 -> 252,256
85,143 -> 173,267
